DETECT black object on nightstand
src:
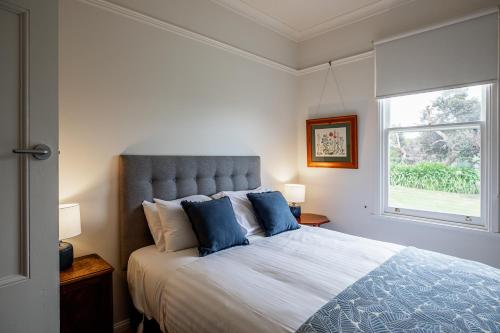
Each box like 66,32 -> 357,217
59,241 -> 74,271
289,205 -> 302,218
60,253 -> 114,333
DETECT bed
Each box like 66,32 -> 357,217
120,155 -> 500,333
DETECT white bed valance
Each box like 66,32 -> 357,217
375,11 -> 498,98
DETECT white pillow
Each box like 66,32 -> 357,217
212,186 -> 271,236
154,195 -> 212,252
142,201 -> 165,252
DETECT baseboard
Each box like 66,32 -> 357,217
114,319 -> 131,333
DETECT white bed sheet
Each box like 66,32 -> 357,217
128,226 -> 404,333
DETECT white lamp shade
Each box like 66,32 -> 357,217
284,184 -> 306,204
59,204 -> 82,240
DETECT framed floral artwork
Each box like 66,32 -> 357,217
306,115 -> 358,168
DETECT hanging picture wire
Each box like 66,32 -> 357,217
316,60 -> 346,114
307,59 -> 358,169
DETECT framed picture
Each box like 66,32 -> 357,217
306,115 -> 358,168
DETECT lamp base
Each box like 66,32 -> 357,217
59,241 -> 74,271
289,205 -> 301,218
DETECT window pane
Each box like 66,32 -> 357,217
387,85 -> 484,128
388,128 -> 480,217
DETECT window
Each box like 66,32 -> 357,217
379,84 -> 493,228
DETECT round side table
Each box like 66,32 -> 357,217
296,213 -> 330,227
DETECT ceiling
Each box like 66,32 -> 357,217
211,0 -> 415,41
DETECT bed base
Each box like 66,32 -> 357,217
130,304 -> 162,333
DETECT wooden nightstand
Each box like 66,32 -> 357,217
60,253 -> 114,333
297,213 -> 330,227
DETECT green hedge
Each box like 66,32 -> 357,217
390,163 -> 479,194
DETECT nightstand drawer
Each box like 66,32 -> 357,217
60,254 -> 114,333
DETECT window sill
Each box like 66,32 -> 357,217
372,212 -> 491,233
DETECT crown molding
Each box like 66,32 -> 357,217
77,0 -> 374,76
299,0 -> 415,41
79,0 -> 298,75
209,0 -> 415,42
297,51 -> 374,76
209,0 -> 301,42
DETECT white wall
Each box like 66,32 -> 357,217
60,0 -> 500,326
297,0 -> 500,68
296,0 -> 500,271
109,0 -> 298,68
296,55 -> 500,270
59,0 -> 298,323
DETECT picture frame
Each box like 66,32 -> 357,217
306,115 -> 358,168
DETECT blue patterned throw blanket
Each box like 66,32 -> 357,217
297,247 -> 500,333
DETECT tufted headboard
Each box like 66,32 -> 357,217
118,155 -> 261,270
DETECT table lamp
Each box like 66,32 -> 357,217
284,184 -> 305,218
59,203 -> 81,271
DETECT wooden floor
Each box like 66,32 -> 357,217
114,320 -> 133,333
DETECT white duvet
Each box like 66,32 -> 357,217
128,226 -> 404,333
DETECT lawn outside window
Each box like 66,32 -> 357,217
378,84 -> 496,229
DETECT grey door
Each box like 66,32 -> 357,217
0,0 -> 59,332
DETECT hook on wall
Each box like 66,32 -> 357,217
316,59 -> 345,114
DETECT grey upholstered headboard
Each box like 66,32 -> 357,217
119,155 -> 261,269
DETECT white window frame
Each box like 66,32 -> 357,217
377,84 -> 498,231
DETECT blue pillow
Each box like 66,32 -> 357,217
246,191 -> 300,236
181,196 -> 249,256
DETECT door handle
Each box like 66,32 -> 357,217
12,144 -> 52,160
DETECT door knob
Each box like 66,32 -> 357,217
12,144 -> 52,160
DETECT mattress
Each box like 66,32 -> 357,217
127,226 -> 404,333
